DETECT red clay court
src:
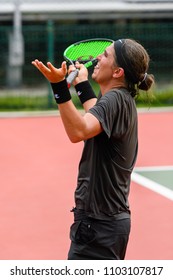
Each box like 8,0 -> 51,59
0,109 -> 173,260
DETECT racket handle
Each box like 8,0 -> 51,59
66,59 -> 97,88
67,69 -> 79,88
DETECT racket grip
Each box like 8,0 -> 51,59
67,69 -> 79,88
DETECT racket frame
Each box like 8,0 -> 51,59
63,38 -> 114,87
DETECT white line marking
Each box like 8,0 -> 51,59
134,166 -> 173,172
131,172 -> 173,201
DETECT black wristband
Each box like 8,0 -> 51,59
75,81 -> 96,104
51,79 -> 71,104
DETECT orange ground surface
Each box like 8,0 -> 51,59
0,110 -> 173,259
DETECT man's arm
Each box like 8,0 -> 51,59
32,59 -> 102,142
58,100 -> 102,143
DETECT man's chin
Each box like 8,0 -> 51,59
92,73 -> 96,81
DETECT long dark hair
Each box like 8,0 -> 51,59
114,38 -> 154,97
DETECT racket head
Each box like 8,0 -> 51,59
63,38 -> 114,65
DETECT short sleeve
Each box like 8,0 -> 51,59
89,90 -> 134,138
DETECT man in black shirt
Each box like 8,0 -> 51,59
32,38 -> 154,259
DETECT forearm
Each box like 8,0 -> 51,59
51,80 -> 94,142
58,100 -> 88,143
58,100 -> 102,143
51,79 -> 100,142
82,98 -> 97,112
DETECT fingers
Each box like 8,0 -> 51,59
68,63 -> 76,72
68,61 -> 84,74
75,61 -> 79,67
32,59 -> 42,68
75,61 -> 83,69
32,59 -> 67,83
31,59 -> 40,70
47,61 -> 56,71
61,61 -> 68,75
32,59 -> 55,82
32,59 -> 50,74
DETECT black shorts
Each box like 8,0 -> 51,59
67,209 -> 131,260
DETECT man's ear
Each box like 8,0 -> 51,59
113,67 -> 124,78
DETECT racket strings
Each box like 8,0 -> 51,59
65,40 -> 113,62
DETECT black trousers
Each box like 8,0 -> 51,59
68,208 -> 131,260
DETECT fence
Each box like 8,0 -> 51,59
0,20 -> 173,109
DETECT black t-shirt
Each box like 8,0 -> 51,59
74,88 -> 138,220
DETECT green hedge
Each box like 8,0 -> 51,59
0,88 -> 173,111
136,89 -> 173,107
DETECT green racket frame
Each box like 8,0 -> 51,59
63,38 -> 114,86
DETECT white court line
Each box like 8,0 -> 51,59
131,171 -> 173,201
134,166 -> 173,172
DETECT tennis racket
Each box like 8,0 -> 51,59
63,38 -> 114,87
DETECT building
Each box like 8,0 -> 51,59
1,0 -> 173,21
